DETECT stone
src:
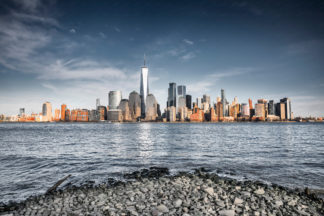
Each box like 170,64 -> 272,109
254,188 -> 265,195
216,200 -> 225,207
218,209 -> 235,216
204,187 -> 214,196
156,204 -> 169,213
173,199 -> 182,207
234,197 -> 243,205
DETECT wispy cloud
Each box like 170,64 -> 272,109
181,52 -> 196,61
183,39 -> 194,45
69,28 -> 76,33
114,27 -> 121,32
285,39 -> 324,56
99,32 -> 106,38
209,67 -> 255,79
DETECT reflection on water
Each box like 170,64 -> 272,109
0,122 -> 323,203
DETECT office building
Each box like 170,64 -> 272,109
168,83 -> 177,107
96,98 -> 100,109
97,106 -> 107,121
19,108 -> 25,117
61,104 -> 66,121
268,100 -> 275,115
42,102 -> 52,122
255,103 -> 265,119
89,110 -> 100,122
196,97 -> 202,109
108,91 -> 122,110
241,103 -> 250,117
186,95 -> 192,110
145,94 -> 158,121
140,56 -> 149,118
221,89 -> 226,117
280,98 -> 292,120
54,109 -> 60,121
119,99 -> 132,121
129,91 -> 141,120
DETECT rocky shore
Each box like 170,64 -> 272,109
1,167 -> 323,216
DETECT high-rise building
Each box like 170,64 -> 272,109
196,97 -> 202,109
108,91 -> 122,110
119,99 -> 132,121
19,108 -> 25,116
268,100 -> 275,115
128,91 -> 141,120
203,94 -> 210,106
221,89 -> 226,117
140,56 -> 149,118
61,104 -> 66,121
186,95 -> 192,110
248,98 -> 253,109
168,83 -> 177,107
145,94 -> 158,121
255,103 -> 265,119
42,102 -> 52,122
54,109 -> 60,121
97,106 -> 107,121
280,98 -> 292,120
178,96 -> 186,113
96,98 -> 100,109
177,85 -> 186,108
241,103 -> 250,117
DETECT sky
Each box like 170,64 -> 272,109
0,0 -> 323,117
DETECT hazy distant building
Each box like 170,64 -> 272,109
119,99 -> 132,121
19,108 -> 25,116
186,95 -> 192,110
221,89 -> 226,117
61,104 -> 66,121
96,98 -> 100,109
178,96 -> 186,112
109,91 -> 122,110
65,109 -> 70,121
42,102 -> 52,122
128,91 -> 141,120
255,103 -> 265,119
168,83 -> 177,107
145,94 -> 158,121
196,97 -> 202,109
203,94 -> 210,106
177,85 -> 186,108
97,106 -> 107,121
280,103 -> 286,120
140,56 -> 149,118
54,109 -> 60,121
167,106 -> 176,122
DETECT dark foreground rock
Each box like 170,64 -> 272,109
1,168 -> 323,216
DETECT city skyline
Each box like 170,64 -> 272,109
0,0 -> 324,117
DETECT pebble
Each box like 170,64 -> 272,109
156,204 -> 169,213
204,187 -> 214,196
218,209 -> 235,216
234,197 -> 243,205
173,199 -> 182,207
254,188 -> 265,195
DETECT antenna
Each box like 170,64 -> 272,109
144,53 -> 146,66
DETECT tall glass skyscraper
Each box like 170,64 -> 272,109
168,83 -> 177,107
140,56 -> 149,118
221,89 -> 226,117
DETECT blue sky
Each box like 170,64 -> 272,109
0,0 -> 323,117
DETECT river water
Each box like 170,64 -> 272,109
0,122 -> 323,203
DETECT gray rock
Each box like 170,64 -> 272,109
218,209 -> 235,216
204,187 -> 214,196
254,188 -> 265,195
234,197 -> 243,205
156,204 -> 169,213
173,199 -> 182,207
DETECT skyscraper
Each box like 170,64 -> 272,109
280,98 -> 292,120
42,102 -> 52,122
61,104 -> 66,121
186,95 -> 192,110
108,91 -> 122,110
168,82 -> 177,107
140,55 -> 149,118
221,89 -> 226,117
96,98 -> 100,109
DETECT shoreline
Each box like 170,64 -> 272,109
1,168 -> 323,216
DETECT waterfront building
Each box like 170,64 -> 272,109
108,91 -> 122,110
128,91 -> 141,120
119,99 -> 132,121
280,98 -> 292,120
268,100 -> 275,115
248,98 -> 253,110
96,98 -> 100,109
221,89 -> 226,117
42,102 -> 52,122
97,106 -> 107,121
54,109 -> 60,121
145,94 -> 158,121
216,101 -> 223,121
203,94 -> 211,106
258,99 -> 268,118
65,109 -> 70,121
140,57 -> 149,118
280,103 -> 286,120
186,95 -> 192,110
202,102 -> 210,113
76,109 -> 89,122
107,110 -> 122,122
209,107 -> 217,122
241,103 -> 250,117
167,83 -> 177,107
70,109 -> 78,121
61,104 -> 66,121
157,104 -> 161,117
89,109 -> 100,122
177,85 -> 186,107
190,105 -> 204,122
255,103 -> 265,119
167,106 -> 176,122
19,108 -> 25,117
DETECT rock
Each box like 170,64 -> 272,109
173,199 -> 182,207
254,188 -> 265,195
156,204 -> 169,213
234,197 -> 243,205
275,200 -> 283,207
216,200 -> 225,207
204,187 -> 214,196
218,209 -> 235,216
